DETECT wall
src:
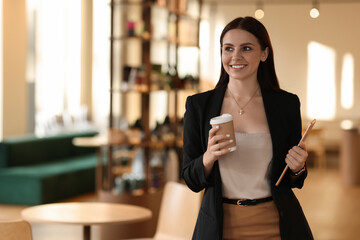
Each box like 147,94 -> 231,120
2,0 -> 27,137
205,2 -> 360,148
206,2 -> 360,121
2,1 -> 359,141
1,0 -> 94,138
0,0 -> 3,139
81,0 -> 93,117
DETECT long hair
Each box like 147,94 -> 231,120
215,16 -> 280,91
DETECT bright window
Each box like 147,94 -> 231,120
307,41 -> 336,120
341,53 -> 354,109
29,0 -> 81,134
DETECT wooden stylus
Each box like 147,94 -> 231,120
275,119 -> 316,187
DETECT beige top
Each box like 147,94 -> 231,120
219,132 -> 273,199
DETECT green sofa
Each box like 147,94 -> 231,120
0,131 -> 98,205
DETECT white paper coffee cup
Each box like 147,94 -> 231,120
210,113 -> 236,152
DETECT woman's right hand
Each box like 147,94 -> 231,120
203,125 -> 233,177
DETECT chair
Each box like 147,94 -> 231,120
0,219 -> 33,240
125,181 -> 202,240
304,127 -> 326,168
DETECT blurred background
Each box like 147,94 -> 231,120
1,0 -> 360,239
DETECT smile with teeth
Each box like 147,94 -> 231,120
231,64 -> 246,69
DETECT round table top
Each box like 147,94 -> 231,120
21,202 -> 152,226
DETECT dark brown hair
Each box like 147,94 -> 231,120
215,16 -> 280,91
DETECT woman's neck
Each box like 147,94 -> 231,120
227,79 -> 260,98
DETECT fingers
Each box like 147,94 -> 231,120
206,125 -> 234,163
210,138 -> 233,155
298,141 -> 307,151
208,125 -> 220,140
285,142 -> 308,173
208,133 -> 230,146
203,131 -> 233,177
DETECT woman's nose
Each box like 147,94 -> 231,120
232,52 -> 243,60
232,49 -> 243,59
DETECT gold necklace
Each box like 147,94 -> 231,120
227,86 -> 260,115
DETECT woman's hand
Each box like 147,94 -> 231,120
285,141 -> 308,173
203,125 -> 233,177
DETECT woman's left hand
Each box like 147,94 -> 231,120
285,141 -> 308,173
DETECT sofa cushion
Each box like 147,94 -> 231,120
0,154 -> 97,205
0,131 -> 98,167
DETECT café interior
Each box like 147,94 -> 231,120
1,0 -> 360,239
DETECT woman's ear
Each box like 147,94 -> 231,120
261,47 -> 269,62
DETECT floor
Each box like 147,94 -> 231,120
1,168 -> 360,240
294,169 -> 360,240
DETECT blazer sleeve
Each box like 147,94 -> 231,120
285,94 -> 308,188
181,95 -> 212,193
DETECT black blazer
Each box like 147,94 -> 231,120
182,84 -> 313,240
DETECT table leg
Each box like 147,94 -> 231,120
96,148 -> 103,190
83,225 -> 91,240
107,145 -> 114,190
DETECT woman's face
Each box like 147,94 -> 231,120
221,29 -> 268,83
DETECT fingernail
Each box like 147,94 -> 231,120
216,126 -> 219,129
226,134 -> 230,137
229,139 -> 233,143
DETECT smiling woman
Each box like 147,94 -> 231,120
221,29 -> 268,86
182,16 -> 314,240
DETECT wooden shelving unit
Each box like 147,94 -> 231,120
98,0 -> 202,238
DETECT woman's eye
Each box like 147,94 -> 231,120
243,46 -> 252,51
224,46 -> 233,51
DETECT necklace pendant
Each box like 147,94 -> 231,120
239,109 -> 245,115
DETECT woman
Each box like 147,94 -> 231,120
182,16 -> 313,240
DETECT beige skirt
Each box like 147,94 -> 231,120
222,200 -> 281,240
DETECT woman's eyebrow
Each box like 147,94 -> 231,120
241,42 -> 255,46
223,42 -> 255,46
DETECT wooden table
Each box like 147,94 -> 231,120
72,135 -> 109,190
72,129 -> 141,190
21,202 -> 152,240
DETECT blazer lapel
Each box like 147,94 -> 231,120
261,88 -> 287,183
261,88 -> 282,143
203,85 -> 227,147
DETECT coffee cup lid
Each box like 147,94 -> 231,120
210,113 -> 233,124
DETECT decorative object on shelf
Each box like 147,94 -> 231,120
127,21 -> 136,36
157,0 -> 167,7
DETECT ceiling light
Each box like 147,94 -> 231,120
255,2 -> 264,19
310,1 -> 320,18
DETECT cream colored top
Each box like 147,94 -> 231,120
219,132 -> 273,199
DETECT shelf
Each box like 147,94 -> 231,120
110,82 -> 199,93
110,86 -> 150,94
109,35 -> 151,41
109,35 -> 199,48
111,0 -> 201,18
110,0 -> 156,8
106,0 -> 201,199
